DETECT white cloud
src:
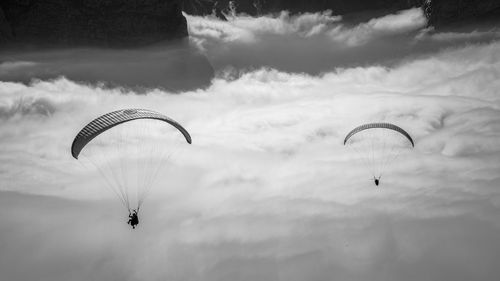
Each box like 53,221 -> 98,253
185,10 -> 341,44
186,8 -> 426,48
186,8 -> 500,76
328,8 -> 428,46
1,41 -> 499,206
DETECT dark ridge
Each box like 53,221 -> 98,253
426,0 -> 500,27
0,0 -> 188,48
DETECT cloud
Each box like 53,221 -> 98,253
328,8 -> 428,46
1,41 -> 499,196
187,9 -> 428,73
186,8 -> 500,75
186,8 -> 426,47
0,44 -> 215,92
186,10 -> 341,44
417,29 -> 500,42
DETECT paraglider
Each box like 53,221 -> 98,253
71,109 -> 192,228
128,209 -> 139,229
344,123 -> 414,186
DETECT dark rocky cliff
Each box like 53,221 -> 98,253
0,1 -> 213,92
2,0 -> 498,48
0,0 -> 187,47
425,0 -> 500,26
0,5 -> 13,43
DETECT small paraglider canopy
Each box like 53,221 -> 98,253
344,123 -> 414,147
344,123 -> 414,185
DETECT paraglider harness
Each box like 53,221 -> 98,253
374,176 -> 381,186
127,209 -> 139,229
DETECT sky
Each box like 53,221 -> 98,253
1,7 -> 500,281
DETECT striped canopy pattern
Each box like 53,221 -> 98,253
343,123 -> 414,147
71,109 -> 192,159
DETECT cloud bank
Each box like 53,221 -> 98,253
186,8 -> 500,74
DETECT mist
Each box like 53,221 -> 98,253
0,40 -> 214,92
1,8 -> 500,281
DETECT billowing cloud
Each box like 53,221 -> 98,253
187,8 -> 425,47
186,9 -> 428,73
186,10 -> 341,43
186,8 -> 500,75
1,9 -> 500,281
328,8 -> 427,46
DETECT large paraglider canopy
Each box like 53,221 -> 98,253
344,123 -> 414,183
71,109 -> 192,159
71,108 -> 192,212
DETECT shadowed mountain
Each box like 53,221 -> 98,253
0,1 -> 214,92
0,0 -> 187,48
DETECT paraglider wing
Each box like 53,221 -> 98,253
343,123 -> 414,182
71,108 -> 192,159
71,108 -> 192,213
343,123 -> 414,147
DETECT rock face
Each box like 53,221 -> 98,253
425,0 -> 500,26
0,6 -> 12,43
0,1 -> 214,92
0,0 -> 187,47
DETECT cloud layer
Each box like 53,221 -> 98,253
187,8 -> 500,74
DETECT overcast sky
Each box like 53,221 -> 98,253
1,8 -> 500,281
